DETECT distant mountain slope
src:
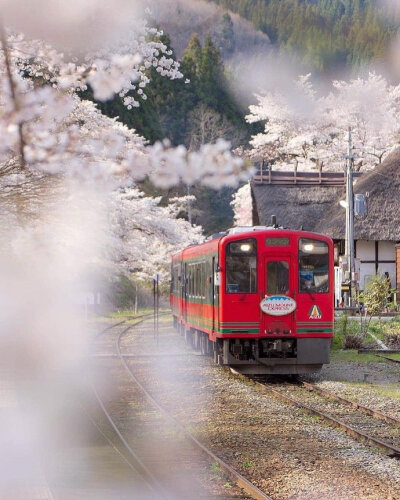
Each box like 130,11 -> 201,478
204,0 -> 398,73
150,0 -> 270,61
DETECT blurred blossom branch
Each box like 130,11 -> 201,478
0,21 -> 26,169
0,2 -> 252,280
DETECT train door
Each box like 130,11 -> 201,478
261,256 -> 296,336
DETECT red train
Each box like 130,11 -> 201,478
170,226 -> 334,375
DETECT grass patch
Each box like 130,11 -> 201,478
242,458 -> 255,468
344,381 -> 400,399
374,385 -> 400,398
331,350 -> 386,363
211,462 -> 221,473
302,414 -> 321,423
333,315 -> 400,351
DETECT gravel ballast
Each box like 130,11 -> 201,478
114,317 -> 400,499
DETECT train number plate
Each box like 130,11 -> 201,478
260,295 -> 296,316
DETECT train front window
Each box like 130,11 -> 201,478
299,238 -> 329,293
226,238 -> 257,293
267,261 -> 289,295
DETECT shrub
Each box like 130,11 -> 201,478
344,333 -> 364,349
333,315 -> 363,350
383,324 -> 400,348
358,272 -> 392,337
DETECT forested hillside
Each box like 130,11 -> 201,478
206,0 -> 397,72
89,1 -> 400,234
91,32 -> 255,234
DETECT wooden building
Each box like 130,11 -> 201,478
251,150 -> 400,292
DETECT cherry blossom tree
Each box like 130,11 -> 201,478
245,74 -> 330,171
231,182 -> 253,227
0,1 -> 252,281
0,16 -> 250,186
246,72 -> 400,172
111,188 -> 202,280
321,73 -> 400,170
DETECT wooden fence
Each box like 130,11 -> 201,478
253,165 -> 362,186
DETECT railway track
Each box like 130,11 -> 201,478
253,378 -> 400,459
89,317 -> 272,499
88,316 -> 162,497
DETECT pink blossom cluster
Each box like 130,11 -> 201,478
246,73 -> 400,172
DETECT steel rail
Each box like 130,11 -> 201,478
302,381 -> 400,428
92,312 -> 170,343
90,318 -> 168,498
92,319 -> 127,340
90,380 -> 165,498
93,311 -> 169,339
254,381 -> 400,458
117,321 -> 272,500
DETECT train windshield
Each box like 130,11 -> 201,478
267,261 -> 289,295
226,238 -> 257,293
299,238 -> 329,293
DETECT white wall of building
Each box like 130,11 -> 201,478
356,240 -> 374,260
378,241 -> 396,289
359,263 -> 376,290
355,240 -> 396,289
379,241 -> 395,260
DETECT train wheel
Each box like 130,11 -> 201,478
194,330 -> 201,351
185,328 -> 194,347
207,339 -> 214,357
200,334 -> 208,355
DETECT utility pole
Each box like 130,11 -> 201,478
345,127 -> 355,307
187,184 -> 192,225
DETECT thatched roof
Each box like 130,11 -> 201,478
251,183 -> 345,232
316,150 -> 400,241
251,150 -> 400,241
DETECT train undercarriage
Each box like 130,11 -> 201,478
176,320 -> 330,375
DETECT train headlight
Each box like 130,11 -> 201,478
303,243 -> 314,252
240,243 -> 252,252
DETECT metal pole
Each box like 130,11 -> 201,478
134,283 -> 138,315
187,184 -> 192,225
153,278 -> 156,339
156,276 -> 159,347
345,127 -> 355,307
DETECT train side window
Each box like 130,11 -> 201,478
196,264 -> 200,297
189,265 -> 193,297
173,265 -> 179,293
201,262 -> 205,299
299,238 -> 329,293
226,238 -> 257,293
